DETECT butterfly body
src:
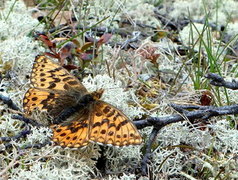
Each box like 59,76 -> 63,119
23,55 -> 142,148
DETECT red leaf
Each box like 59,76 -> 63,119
44,52 -> 60,59
97,33 -> 112,47
200,91 -> 213,106
80,53 -> 93,61
37,34 -> 56,50
138,46 -> 160,65
59,42 -> 75,60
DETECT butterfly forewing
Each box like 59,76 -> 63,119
23,88 -> 60,114
31,55 -> 87,91
23,55 -> 88,117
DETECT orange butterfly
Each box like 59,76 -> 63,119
23,55 -> 142,148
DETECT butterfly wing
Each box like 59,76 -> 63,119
51,121 -> 90,148
89,101 -> 142,146
51,100 -> 142,148
23,55 -> 88,118
51,106 -> 92,148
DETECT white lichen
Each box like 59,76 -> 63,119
210,120 -> 238,154
72,0 -> 160,28
165,0 -> 238,26
148,118 -> 238,178
0,0 -> 44,104
179,23 -> 212,50
10,147 -> 99,180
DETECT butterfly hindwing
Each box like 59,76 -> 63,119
51,121 -> 90,148
89,101 -> 142,146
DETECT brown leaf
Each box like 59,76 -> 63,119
36,33 -> 56,50
59,42 -> 75,60
138,46 -> 160,65
97,33 -> 112,47
44,52 -> 60,59
200,90 -> 213,106
80,42 -> 93,52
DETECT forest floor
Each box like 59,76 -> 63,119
0,0 -> 238,179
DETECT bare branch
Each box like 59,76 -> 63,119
205,73 -> 238,90
134,104 -> 238,129
141,128 -> 160,176
0,126 -> 31,142
0,94 -> 20,111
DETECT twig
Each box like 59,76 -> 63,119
0,126 -> 31,142
134,104 -> 238,130
205,73 -> 238,90
1,92 -> 238,176
0,147 -> 19,176
135,103 -> 238,175
120,31 -> 141,49
0,94 -> 20,111
12,114 -> 44,127
141,128 -> 160,176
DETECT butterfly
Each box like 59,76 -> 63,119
23,55 -> 142,148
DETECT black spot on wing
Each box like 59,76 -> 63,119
92,119 -> 109,128
48,67 -> 63,73
116,120 -> 128,131
63,77 -> 74,82
32,97 -> 38,101
40,78 -> 46,82
106,109 -> 115,117
48,83 -> 56,89
103,106 -> 110,114
68,81 -> 78,85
